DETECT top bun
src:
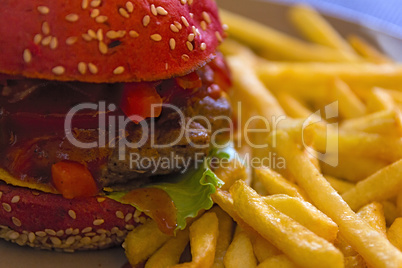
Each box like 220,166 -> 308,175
0,0 -> 225,83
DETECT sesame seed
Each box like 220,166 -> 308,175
82,0 -> 89,9
45,229 -> 56,236
65,228 -> 73,235
113,66 -> 125,74
97,29 -> 103,41
200,42 -> 207,50
165,63 -> 169,70
95,15 -> 108,23
90,9 -> 100,18
186,41 -> 193,51
126,1 -> 134,13
97,197 -> 106,203
181,16 -> 189,27
180,0 -> 187,4
99,41 -> 108,54
200,21 -> 207,31
119,8 -> 129,18
88,29 -> 97,39
37,6 -> 50,14
23,49 -> 32,63
35,231 -> 46,237
52,66 -> 65,75
193,26 -> 200,35
90,0 -> 101,8
33,34 -> 42,44
134,210 -> 141,217
125,213 -> 133,222
93,219 -> 104,226
169,38 -> 176,50
50,37 -> 58,50
129,30 -> 139,38
2,203 -> 11,212
11,196 -> 20,203
81,237 -> 91,245
188,33 -> 195,42
125,224 -> 135,231
88,63 -> 98,74
142,15 -> 150,27
222,24 -> 229,31
82,227 -> 92,233
170,24 -> 179,33
56,230 -> 64,237
42,22 -> 50,35
68,210 -> 77,219
85,232 -> 96,237
150,34 -> 162,41
82,34 -> 92,41
66,36 -> 78,45
111,227 -> 119,234
202,11 -> 211,24
65,14 -> 79,22
9,231 -> 19,240
50,237 -> 62,246
106,30 -> 126,39
72,228 -> 80,235
12,217 -> 21,227
41,36 -> 52,46
215,31 -> 223,42
182,54 -> 189,61
174,21 -> 182,30
150,4 -> 157,16
116,211 -> 124,219
28,232 -> 35,243
156,6 -> 168,15
66,236 -> 75,245
77,62 -> 87,74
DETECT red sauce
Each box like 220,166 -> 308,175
121,188 -> 177,236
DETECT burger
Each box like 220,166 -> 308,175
0,0 -> 234,251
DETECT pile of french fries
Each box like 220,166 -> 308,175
123,5 -> 402,268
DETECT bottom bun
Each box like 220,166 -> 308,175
0,182 -> 146,252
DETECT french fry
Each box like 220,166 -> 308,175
252,234 -> 281,263
230,180 -> 344,268
341,159 -> 402,211
269,130 -> 402,268
366,87 -> 396,112
387,217 -> 402,251
344,255 -> 367,268
382,201 -> 399,226
331,78 -> 366,118
348,35 -> 392,64
357,202 -> 386,237
172,212 -> 219,268
276,92 -> 316,119
324,175 -> 354,194
124,220 -> 171,266
223,228 -> 257,268
396,193 -> 402,216
210,206 -> 235,268
220,9 -> 359,62
257,61 -> 402,102
289,5 -> 357,55
145,228 -> 190,268
263,194 -> 338,242
340,109 -> 400,136
214,158 -> 248,191
257,255 -> 298,268
321,153 -> 388,182
334,234 -> 357,257
255,168 -> 308,200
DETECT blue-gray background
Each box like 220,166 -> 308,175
270,0 -> 402,38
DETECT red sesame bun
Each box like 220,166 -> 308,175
0,0 -> 224,83
0,182 -> 145,251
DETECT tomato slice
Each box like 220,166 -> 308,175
175,71 -> 202,89
51,160 -> 98,199
120,82 -> 163,124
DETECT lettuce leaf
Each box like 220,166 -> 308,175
107,144 -> 236,231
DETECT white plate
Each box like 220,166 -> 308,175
2,1 -> 401,267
